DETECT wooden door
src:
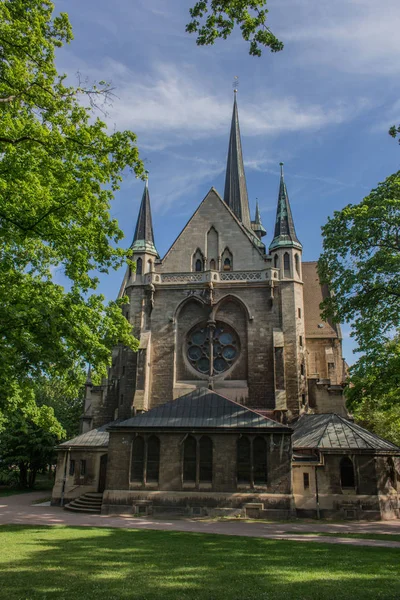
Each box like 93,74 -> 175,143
98,454 -> 108,493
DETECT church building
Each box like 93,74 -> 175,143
52,94 -> 400,520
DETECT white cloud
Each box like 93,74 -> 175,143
281,0 -> 400,75
100,62 -> 367,146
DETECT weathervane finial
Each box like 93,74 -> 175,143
233,75 -> 239,94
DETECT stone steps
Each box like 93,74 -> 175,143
64,493 -> 103,514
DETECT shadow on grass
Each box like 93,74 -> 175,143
0,525 -> 399,600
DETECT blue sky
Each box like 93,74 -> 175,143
55,0 -> 400,365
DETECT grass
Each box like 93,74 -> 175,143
283,531 -> 400,542
0,525 -> 399,600
0,474 -> 54,498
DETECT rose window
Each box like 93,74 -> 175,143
187,321 -> 240,375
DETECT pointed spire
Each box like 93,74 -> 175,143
223,92 -> 251,228
131,179 -> 158,256
269,163 -> 302,251
85,365 -> 93,387
251,200 -> 267,239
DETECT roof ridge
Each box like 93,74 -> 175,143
339,415 -> 399,449
317,413 -> 334,446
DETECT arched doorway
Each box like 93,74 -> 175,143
98,454 -> 108,493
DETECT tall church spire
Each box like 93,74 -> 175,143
223,92 -> 251,228
269,163 -> 302,251
131,180 -> 158,256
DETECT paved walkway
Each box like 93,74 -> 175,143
1,491 -> 400,548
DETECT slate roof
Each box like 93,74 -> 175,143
58,420 -> 123,448
223,93 -> 251,228
269,163 -> 302,251
111,388 -> 291,431
302,262 -> 340,338
131,181 -> 158,255
292,414 -> 400,453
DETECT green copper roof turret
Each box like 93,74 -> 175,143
131,180 -> 158,256
269,163 -> 302,251
223,92 -> 251,228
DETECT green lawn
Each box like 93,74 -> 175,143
0,526 -> 399,600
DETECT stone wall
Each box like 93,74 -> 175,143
105,430 -> 292,498
51,448 -> 106,505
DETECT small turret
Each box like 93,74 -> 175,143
269,163 -> 302,252
131,180 -> 158,257
251,201 -> 267,239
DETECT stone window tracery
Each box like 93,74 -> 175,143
221,247 -> 233,271
186,321 -> 240,376
192,249 -> 204,272
131,435 -> 160,484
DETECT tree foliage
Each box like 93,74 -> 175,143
0,402 -> 64,488
318,171 -> 400,354
389,124 -> 400,143
186,0 -> 283,56
33,372 -> 85,439
0,0 -> 141,409
345,337 -> 400,445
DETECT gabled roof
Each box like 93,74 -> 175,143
269,163 -> 302,251
58,420 -> 124,448
160,187 -> 266,264
292,414 -> 400,453
111,388 -> 291,431
223,93 -> 251,228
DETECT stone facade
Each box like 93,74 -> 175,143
52,95 -> 400,520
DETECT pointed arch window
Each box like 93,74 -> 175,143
147,259 -> 153,273
340,456 -> 355,489
183,436 -> 197,482
221,247 -> 233,271
283,252 -> 290,277
192,249 -> 204,272
237,437 -> 251,483
146,436 -> 160,482
210,259 -> 216,270
136,257 -> 143,275
295,253 -> 300,276
274,254 -> 278,269
131,436 -> 145,482
199,436 -> 213,483
253,437 -> 268,484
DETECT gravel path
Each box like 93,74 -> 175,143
1,491 -> 400,548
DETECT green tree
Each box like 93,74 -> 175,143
319,172 -> 400,431
186,0 -> 283,56
0,402 -> 64,488
345,337 -> 400,445
33,372 -> 85,439
318,171 -> 400,354
0,0 -> 141,411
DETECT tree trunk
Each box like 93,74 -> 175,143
28,468 -> 37,488
19,463 -> 28,488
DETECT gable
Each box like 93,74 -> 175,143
159,188 -> 267,273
